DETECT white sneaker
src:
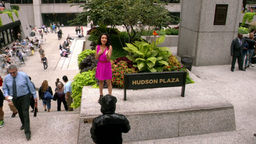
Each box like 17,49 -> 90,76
251,64 -> 254,67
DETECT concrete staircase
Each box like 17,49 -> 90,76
55,39 -> 84,71
0,110 -> 80,144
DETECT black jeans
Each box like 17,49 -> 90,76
43,62 -> 48,70
57,98 -> 68,111
13,94 -> 31,135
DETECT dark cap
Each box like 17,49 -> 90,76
100,94 -> 117,114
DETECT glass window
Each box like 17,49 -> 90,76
55,0 -> 61,3
10,0 -> 15,4
7,29 -> 12,44
61,0 -> 67,3
3,31 -> 8,45
15,0 -> 22,4
0,32 -> 4,48
42,0 -> 54,3
42,13 -> 84,26
27,0 -> 33,3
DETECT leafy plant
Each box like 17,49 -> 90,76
78,49 -> 95,65
163,55 -> 194,84
79,54 -> 97,73
7,12 -> 14,22
71,70 -> 97,108
238,26 -> 249,34
111,60 -> 138,88
165,28 -> 179,35
13,10 -> 19,18
0,10 -> 15,22
124,35 -> 171,72
10,5 -> 19,11
140,30 -> 165,36
114,57 -> 135,68
0,17 -> 2,27
242,12 -> 256,26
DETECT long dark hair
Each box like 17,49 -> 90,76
97,33 -> 111,48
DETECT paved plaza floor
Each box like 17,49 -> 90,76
0,26 -> 256,143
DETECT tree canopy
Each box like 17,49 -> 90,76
70,0 -> 177,42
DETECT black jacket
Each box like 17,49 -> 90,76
90,95 -> 130,144
38,86 -> 53,100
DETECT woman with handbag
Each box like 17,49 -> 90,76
54,82 -> 68,111
38,80 -> 53,112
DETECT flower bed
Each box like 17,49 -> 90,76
71,35 -> 194,108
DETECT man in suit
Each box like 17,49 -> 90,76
231,33 -> 246,72
2,65 -> 37,140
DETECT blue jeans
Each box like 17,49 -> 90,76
42,99 -> 51,109
248,49 -> 255,64
243,51 -> 249,68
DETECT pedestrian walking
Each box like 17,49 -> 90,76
17,50 -> 25,64
38,80 -> 53,112
29,77 -> 36,112
39,46 -> 45,62
231,33 -> 245,72
62,75 -> 73,111
41,54 -> 48,71
0,89 -> 5,127
54,82 -> 68,111
2,65 -> 37,140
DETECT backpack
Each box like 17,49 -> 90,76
43,88 -> 53,99
44,91 -> 53,99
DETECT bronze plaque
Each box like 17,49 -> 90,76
84,118 -> 93,124
214,4 -> 228,25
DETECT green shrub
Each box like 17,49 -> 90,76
0,17 -> 2,26
6,12 -> 14,22
71,70 -> 97,108
0,10 -> 15,22
140,30 -> 165,36
13,10 -> 19,18
242,12 -> 256,26
77,49 -> 95,65
238,27 -> 249,34
165,28 -> 179,35
10,5 -> 19,11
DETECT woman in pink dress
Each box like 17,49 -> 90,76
95,33 -> 113,102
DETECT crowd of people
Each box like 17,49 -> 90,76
59,37 -> 72,57
231,33 -> 256,72
0,26 -> 133,144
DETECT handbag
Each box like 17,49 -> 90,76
53,92 -> 58,101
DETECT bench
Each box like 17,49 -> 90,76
124,71 -> 187,101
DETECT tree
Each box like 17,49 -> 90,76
70,0 -> 176,42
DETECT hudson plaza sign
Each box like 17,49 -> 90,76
124,71 -> 187,100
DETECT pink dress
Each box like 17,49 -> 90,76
95,45 -> 112,80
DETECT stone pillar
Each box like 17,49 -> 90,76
177,0 -> 243,66
33,0 -> 42,28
